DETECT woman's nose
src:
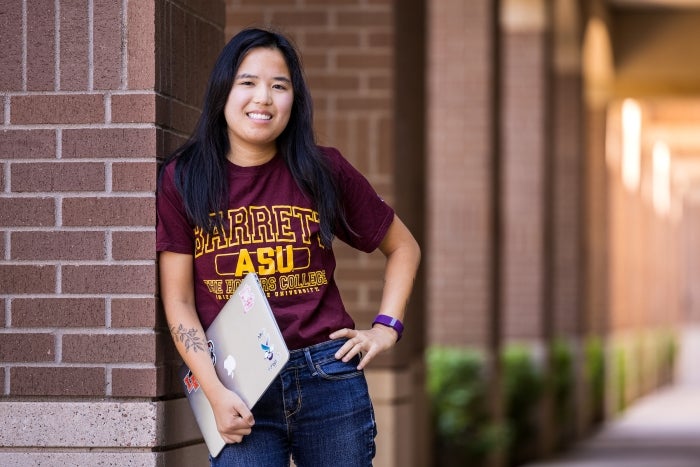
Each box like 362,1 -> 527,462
253,87 -> 271,104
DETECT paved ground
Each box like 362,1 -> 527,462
525,385 -> 700,467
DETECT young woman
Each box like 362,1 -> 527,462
156,27 -> 420,466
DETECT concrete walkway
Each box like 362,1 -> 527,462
525,385 -> 700,467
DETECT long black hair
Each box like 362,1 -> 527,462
160,27 -> 347,248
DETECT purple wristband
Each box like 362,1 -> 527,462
372,314 -> 404,341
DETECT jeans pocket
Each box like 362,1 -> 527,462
314,355 -> 362,380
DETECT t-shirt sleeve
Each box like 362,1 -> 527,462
323,146 -> 395,253
156,161 -> 195,255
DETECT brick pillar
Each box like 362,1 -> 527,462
1,1 -> 223,465
427,0 -> 497,348
552,0 -> 586,446
581,2 -> 614,428
552,0 -> 584,340
500,0 -> 551,344
500,0 -> 557,460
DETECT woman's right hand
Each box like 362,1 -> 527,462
209,385 -> 255,444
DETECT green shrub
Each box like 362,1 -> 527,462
551,338 -> 574,448
659,330 -> 678,384
614,345 -> 627,412
584,336 -> 605,423
426,347 -> 506,466
502,344 -> 543,465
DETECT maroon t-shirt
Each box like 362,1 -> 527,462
156,146 -> 394,349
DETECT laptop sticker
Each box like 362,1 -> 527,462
207,339 -> 217,365
257,328 -> 282,371
224,355 -> 237,378
238,283 -> 255,313
183,370 -> 200,393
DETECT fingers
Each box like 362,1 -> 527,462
219,413 -> 253,444
331,329 -> 363,361
212,389 -> 255,443
232,400 -> 255,426
330,327 -> 395,369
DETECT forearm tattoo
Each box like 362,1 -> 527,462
170,324 -> 206,353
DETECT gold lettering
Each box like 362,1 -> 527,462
234,249 -> 256,275
257,247 -> 276,275
273,206 -> 296,242
203,219 -> 228,255
194,205 -> 322,256
229,207 -> 250,246
292,207 -> 319,245
250,206 -> 274,243
203,280 -> 223,294
194,226 -> 206,258
276,245 -> 294,273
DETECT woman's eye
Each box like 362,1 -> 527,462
272,84 -> 287,90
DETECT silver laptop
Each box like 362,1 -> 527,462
178,272 -> 290,457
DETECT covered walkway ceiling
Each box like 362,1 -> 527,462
603,0 -> 700,96
601,0 -> 700,229
609,0 -> 700,7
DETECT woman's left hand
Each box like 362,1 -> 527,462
329,325 -> 398,370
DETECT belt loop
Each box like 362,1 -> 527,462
304,347 -> 318,376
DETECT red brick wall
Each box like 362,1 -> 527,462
0,0 -> 223,399
501,28 -> 549,341
226,1 -> 396,332
427,0 -> 495,347
552,72 -> 584,337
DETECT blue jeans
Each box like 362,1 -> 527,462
210,339 -> 377,467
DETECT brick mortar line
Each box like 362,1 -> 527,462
54,196 -> 61,228
2,363 -> 157,369
1,158 -> 156,164
4,294 -> 10,325
0,260 -> 155,266
105,160 -> 113,192
3,95 -> 9,125
120,0 -> 127,89
0,294 -> 154,299
54,0 -> 60,91
88,0 -> 94,92
55,128 -> 62,159
2,162 -> 9,194
104,94 -> 112,124
0,192 -> 156,198
3,227 -> 155,233
105,362 -> 111,395
3,123 -> 157,130
55,332 -> 62,362
60,329 -> 158,335
106,230 -> 113,261
55,258 -> 61,293
0,329 -> 158,335
21,0 -> 27,91
4,90 -> 160,97
105,296 -> 111,327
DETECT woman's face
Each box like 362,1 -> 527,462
224,47 -> 294,160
